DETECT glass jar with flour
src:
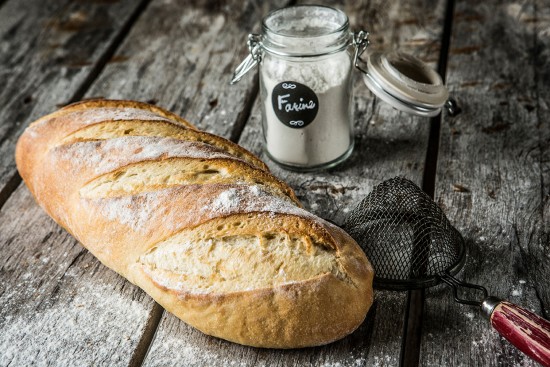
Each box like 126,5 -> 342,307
231,5 -> 449,171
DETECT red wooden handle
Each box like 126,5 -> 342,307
491,301 -> 550,366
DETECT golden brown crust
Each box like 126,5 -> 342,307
59,99 -> 197,129
15,100 -> 374,348
137,271 -> 372,348
61,119 -> 270,172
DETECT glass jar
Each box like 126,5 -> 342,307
232,5 -> 450,172
233,5 -> 358,171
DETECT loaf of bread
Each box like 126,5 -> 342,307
15,99 -> 374,348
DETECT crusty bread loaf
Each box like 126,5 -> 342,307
15,99 -> 374,348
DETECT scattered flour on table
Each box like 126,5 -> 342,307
511,288 -> 522,297
0,282 -> 149,367
143,327 -> 244,367
370,354 -> 394,367
145,320 -> 371,367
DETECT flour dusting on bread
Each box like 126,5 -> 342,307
53,137 -> 233,176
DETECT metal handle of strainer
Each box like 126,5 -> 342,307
480,297 -> 550,366
441,272 -> 550,366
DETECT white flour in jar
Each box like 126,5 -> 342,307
260,50 -> 353,167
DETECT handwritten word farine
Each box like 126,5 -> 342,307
277,94 -> 317,112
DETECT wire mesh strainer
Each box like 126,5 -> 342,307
342,176 -> 465,291
341,177 -> 550,365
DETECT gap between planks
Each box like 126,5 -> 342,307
0,171 -> 21,212
128,303 -> 165,367
1,1 -> 446,365
66,2 -> 173,365
228,77 -> 259,143
134,1 -> 294,363
400,0 -> 456,366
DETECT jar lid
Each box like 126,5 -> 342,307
361,51 -> 448,117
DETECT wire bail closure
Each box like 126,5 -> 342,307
230,34 -> 262,85
353,30 -> 370,74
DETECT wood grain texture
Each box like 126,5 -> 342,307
0,0 -> 147,205
83,0 -> 286,140
11,0 -> 549,364
420,0 -> 550,366
239,2 -> 444,365
141,0 -> 447,366
238,0 -> 445,224
0,185 -> 159,366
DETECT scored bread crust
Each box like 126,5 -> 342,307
15,99 -> 374,348
57,99 -> 198,129
29,99 -> 269,172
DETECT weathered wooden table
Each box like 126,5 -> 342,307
0,0 -> 548,366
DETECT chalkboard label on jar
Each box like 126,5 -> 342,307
271,81 -> 319,128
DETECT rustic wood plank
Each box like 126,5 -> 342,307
0,185 -> 160,366
238,0 -> 446,224
143,1 -> 447,366
83,0 -> 282,140
0,0 -> 148,206
538,1 -> 550,322
420,0 -> 550,365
